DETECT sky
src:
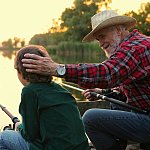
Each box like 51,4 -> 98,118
0,0 -> 149,43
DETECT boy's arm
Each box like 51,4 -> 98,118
19,88 -> 40,141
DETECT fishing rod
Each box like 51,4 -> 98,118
60,82 -> 84,92
60,82 -> 148,114
0,104 -> 20,130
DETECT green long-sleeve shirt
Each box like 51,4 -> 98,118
18,82 -> 90,150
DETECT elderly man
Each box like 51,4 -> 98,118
22,10 -> 150,150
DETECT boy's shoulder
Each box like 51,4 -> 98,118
22,82 -> 71,95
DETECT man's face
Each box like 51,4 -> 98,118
94,26 -> 121,57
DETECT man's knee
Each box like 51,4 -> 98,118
0,130 -> 10,140
82,109 -> 94,126
0,130 -> 10,148
0,130 -> 29,150
0,130 -> 20,144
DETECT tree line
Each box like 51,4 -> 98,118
1,37 -> 25,50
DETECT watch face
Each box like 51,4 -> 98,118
57,66 -> 66,76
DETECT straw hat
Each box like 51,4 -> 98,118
82,10 -> 136,42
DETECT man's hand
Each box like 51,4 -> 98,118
22,54 -> 59,76
82,88 -> 103,101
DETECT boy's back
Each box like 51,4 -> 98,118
18,82 -> 90,150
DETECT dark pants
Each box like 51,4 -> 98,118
83,92 -> 150,150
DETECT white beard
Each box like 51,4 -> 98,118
105,33 -> 121,58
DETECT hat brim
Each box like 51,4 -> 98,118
82,16 -> 136,42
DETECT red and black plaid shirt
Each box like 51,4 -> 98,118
65,30 -> 150,111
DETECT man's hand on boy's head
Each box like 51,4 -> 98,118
22,53 -> 59,76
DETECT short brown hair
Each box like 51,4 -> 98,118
14,45 -> 52,83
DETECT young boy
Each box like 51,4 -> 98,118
0,45 -> 90,150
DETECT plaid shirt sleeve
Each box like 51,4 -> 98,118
65,30 -> 150,110
65,47 -> 141,89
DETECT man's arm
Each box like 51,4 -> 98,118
22,48 -> 141,89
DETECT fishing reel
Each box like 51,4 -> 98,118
0,104 -> 20,131
3,124 -> 13,131
2,117 -> 20,131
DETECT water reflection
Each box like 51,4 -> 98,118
0,49 -> 106,129
1,49 -> 15,59
50,48 -> 106,64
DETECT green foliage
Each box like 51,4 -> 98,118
29,32 -> 66,46
126,2 -> 150,36
47,41 -> 105,56
29,33 -> 51,46
59,0 -> 112,42
49,32 -> 65,45
28,1 -> 150,53
46,41 -> 106,64
60,0 -> 98,41
57,41 -> 99,51
29,0 -> 112,45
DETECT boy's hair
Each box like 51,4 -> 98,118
15,45 -> 52,83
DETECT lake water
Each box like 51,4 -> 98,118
0,51 -> 23,130
0,49 -> 106,130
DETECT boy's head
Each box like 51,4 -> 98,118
14,45 -> 52,83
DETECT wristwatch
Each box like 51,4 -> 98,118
56,65 -> 66,76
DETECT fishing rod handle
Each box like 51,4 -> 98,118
12,117 -> 20,130
90,92 -> 105,100
12,117 -> 20,124
1,107 -> 15,119
90,92 -> 148,114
